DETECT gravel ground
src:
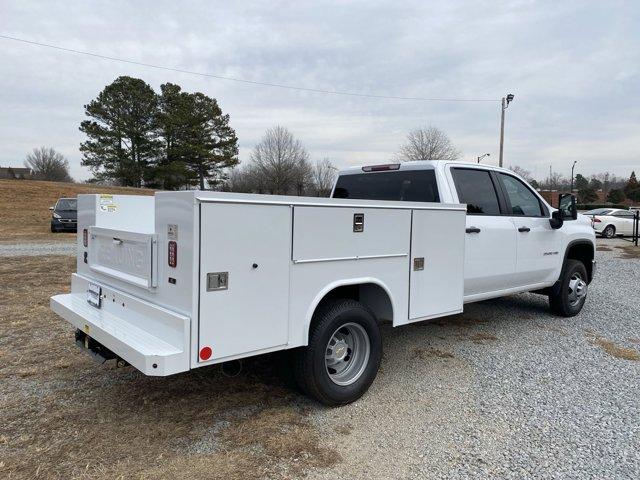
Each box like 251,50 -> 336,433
2,238 -> 638,479
307,238 -> 640,479
0,241 -> 75,257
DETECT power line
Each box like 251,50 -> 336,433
0,34 -> 499,103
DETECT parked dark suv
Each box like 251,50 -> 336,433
50,198 -> 77,232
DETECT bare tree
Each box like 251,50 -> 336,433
24,147 -> 73,182
250,126 -> 311,194
310,158 -> 337,196
508,165 -> 534,182
396,126 -> 461,161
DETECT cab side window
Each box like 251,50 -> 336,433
451,168 -> 501,215
499,173 -> 544,217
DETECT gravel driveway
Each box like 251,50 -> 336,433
2,239 -> 638,479
0,241 -> 75,257
307,239 -> 639,479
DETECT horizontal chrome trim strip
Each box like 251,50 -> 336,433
293,253 -> 407,265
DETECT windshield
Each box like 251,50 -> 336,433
55,199 -> 77,210
332,170 -> 440,202
583,208 -> 612,216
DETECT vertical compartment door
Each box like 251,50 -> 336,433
199,203 -> 291,361
409,209 -> 465,320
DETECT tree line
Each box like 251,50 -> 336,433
15,75 -> 640,205
508,165 -> 640,204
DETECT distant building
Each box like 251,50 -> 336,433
0,167 -> 32,179
538,189 -> 560,206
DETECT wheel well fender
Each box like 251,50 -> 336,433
563,240 -> 595,284
304,278 -> 394,344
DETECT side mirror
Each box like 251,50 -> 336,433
549,210 -> 564,229
558,193 -> 578,220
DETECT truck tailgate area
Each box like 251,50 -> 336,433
51,274 -> 190,376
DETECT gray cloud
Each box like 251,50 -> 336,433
0,0 -> 638,182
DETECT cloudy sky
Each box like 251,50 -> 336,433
1,0 -> 638,182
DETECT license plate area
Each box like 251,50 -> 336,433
87,282 -> 102,308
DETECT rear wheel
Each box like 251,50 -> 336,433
602,225 -> 615,238
549,259 -> 588,317
293,299 -> 381,406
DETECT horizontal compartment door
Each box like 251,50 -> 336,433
292,206 -> 411,263
88,227 -> 158,289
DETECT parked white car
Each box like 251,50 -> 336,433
591,209 -> 637,237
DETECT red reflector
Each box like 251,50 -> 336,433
199,346 -> 212,361
168,241 -> 177,267
83,229 -> 88,247
362,163 -> 401,172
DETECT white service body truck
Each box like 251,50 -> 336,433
51,161 -> 595,405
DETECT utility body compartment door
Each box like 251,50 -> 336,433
198,203 -> 291,362
409,209 -> 465,320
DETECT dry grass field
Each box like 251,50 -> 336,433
0,256 -> 337,479
0,180 -> 154,243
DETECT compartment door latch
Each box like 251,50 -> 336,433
207,272 -> 229,291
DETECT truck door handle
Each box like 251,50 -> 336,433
518,226 -> 531,233
465,227 -> 481,234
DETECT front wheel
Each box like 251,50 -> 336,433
549,259 -> 588,317
293,299 -> 382,406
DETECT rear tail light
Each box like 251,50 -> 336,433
168,241 -> 177,267
593,217 -> 601,223
83,228 -> 88,247
362,163 -> 401,172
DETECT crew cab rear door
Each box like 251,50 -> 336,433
448,166 -> 517,298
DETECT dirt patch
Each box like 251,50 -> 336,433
470,333 -> 498,344
0,256 -> 337,479
0,179 -> 154,243
585,332 -> 640,361
615,245 -> 640,259
597,246 -> 612,251
412,347 -> 455,359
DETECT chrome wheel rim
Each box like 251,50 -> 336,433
568,272 -> 587,307
325,322 -> 370,386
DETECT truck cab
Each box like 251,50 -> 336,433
333,160 -> 595,310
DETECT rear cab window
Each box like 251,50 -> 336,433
333,169 -> 440,202
450,168 -> 501,215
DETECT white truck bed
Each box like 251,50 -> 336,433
51,191 -> 466,376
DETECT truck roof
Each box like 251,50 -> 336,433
337,160 -> 516,176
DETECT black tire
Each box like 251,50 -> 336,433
549,259 -> 588,317
602,225 -> 615,238
51,224 -> 57,233
293,299 -> 382,406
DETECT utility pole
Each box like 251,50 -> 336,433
499,94 -> 514,167
570,160 -> 578,194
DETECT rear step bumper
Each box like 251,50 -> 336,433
50,275 -> 190,376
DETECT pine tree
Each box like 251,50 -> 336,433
155,84 -> 238,190
80,76 -> 160,187
624,171 -> 640,202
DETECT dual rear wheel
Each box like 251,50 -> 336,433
292,299 -> 382,407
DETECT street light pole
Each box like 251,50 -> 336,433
570,160 -> 578,194
498,94 -> 514,168
477,153 -> 490,164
